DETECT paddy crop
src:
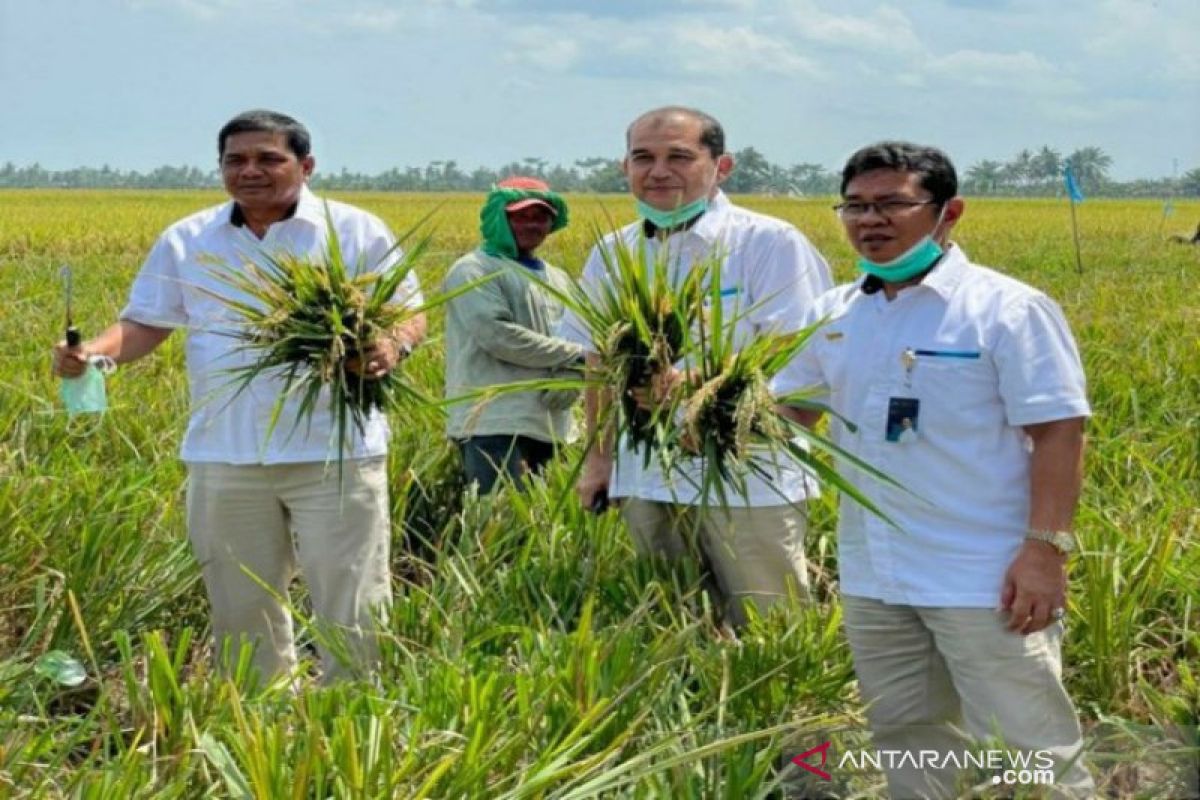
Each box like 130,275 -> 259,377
1,190 -> 1197,797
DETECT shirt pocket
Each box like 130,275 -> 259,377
911,349 -> 1002,433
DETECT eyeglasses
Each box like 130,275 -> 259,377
833,199 -> 938,220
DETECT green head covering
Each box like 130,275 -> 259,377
480,183 -> 569,260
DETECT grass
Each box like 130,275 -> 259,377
1,190 -> 1197,796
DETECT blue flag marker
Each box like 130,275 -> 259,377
1064,165 -> 1085,203
1063,165 -> 1084,273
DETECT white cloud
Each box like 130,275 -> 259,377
673,24 -> 825,78
1082,0 -> 1200,82
127,0 -> 241,21
341,8 -> 407,31
127,0 -> 445,32
785,2 -> 923,56
485,0 -> 757,17
1034,96 -> 1150,125
497,15 -> 821,81
502,27 -> 582,71
926,49 -> 1081,94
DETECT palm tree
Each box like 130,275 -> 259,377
789,162 -> 834,195
1179,166 -> 1200,197
965,160 -> 1005,195
1066,147 -> 1113,193
1004,149 -> 1035,190
1031,146 -> 1063,187
726,147 -> 771,193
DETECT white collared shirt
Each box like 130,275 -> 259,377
120,186 -> 422,464
772,245 -> 1090,606
557,191 -> 833,506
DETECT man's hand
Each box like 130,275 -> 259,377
577,450 -> 612,510
1000,417 -> 1084,635
1000,539 -> 1068,635
629,366 -> 686,411
51,320 -> 171,378
346,335 -> 410,380
52,340 -> 90,378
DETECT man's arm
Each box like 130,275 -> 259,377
777,404 -> 822,429
52,319 -> 173,378
577,353 -> 614,509
446,268 -> 582,369
1000,416 -> 1086,635
348,311 -> 427,379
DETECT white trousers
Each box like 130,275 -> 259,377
621,498 -> 809,626
186,458 -> 391,682
842,595 -> 1094,799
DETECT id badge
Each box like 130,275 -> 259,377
886,397 -> 920,443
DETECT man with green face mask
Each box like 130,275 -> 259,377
557,107 -> 833,630
774,141 -> 1094,798
443,177 -> 583,493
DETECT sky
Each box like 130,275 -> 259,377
1,0 -> 1197,180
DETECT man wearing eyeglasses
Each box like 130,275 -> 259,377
774,141 -> 1093,797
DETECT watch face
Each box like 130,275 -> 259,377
1054,533 -> 1076,553
1029,530 -> 1075,554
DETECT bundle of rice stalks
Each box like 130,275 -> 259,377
552,230 -> 710,458
201,206 -> 474,469
542,225 -> 897,517
675,279 -> 897,515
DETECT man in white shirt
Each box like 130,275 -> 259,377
558,106 -> 832,627
52,109 -> 425,682
775,141 -> 1093,797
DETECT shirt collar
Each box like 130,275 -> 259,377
226,185 -> 322,228
640,190 -> 731,242
688,190 -> 731,243
856,242 -> 969,300
918,243 -> 969,299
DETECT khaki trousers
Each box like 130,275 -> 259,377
621,498 -> 809,627
186,458 -> 391,682
842,595 -> 1094,799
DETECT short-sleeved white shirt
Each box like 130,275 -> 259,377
557,191 -> 833,506
120,186 -> 423,465
772,245 -> 1090,606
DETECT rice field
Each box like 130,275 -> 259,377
1,190 -> 1197,798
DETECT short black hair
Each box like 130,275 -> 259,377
217,109 -> 312,159
840,141 -> 957,205
626,106 -> 726,158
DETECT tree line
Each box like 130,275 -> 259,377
2,146 -> 1198,197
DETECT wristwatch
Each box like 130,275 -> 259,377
1025,529 -> 1077,556
392,334 -> 414,358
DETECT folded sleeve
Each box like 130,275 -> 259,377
769,304 -> 829,400
745,227 -> 833,335
361,217 -> 423,309
119,233 -> 188,328
554,243 -> 607,352
994,293 -> 1091,426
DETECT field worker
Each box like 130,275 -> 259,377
51,109 -> 425,683
774,141 -> 1093,798
443,176 -> 582,492
557,106 -> 833,628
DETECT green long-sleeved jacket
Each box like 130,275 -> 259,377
442,249 -> 582,442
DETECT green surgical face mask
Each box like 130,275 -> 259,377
61,357 -> 114,416
636,196 -> 708,230
856,207 -> 947,283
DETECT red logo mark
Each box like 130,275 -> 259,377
791,741 -> 833,781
